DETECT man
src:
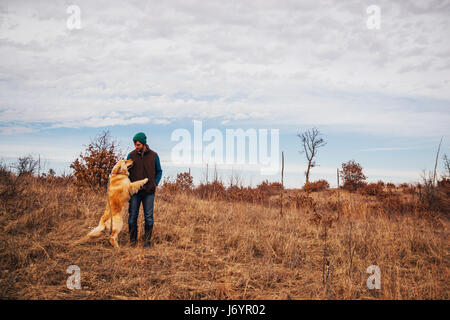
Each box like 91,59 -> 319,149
126,132 -> 162,247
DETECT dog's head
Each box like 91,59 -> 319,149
111,159 -> 133,176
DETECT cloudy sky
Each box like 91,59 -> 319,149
0,0 -> 449,188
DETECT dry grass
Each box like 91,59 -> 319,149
0,174 -> 448,300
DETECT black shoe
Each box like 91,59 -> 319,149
143,225 -> 153,248
129,225 -> 138,247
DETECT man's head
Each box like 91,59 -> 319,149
133,132 -> 147,152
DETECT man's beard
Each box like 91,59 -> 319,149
137,145 -> 146,154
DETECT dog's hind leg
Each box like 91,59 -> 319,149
86,209 -> 109,238
109,215 -> 123,248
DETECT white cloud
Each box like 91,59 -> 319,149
0,125 -> 34,135
360,146 -> 418,152
0,142 -> 79,162
0,0 -> 449,137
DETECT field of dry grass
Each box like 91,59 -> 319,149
0,173 -> 448,300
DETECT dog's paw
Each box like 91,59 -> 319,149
143,178 -> 148,183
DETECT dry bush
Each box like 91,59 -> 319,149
191,178 -> 284,206
404,185 -> 418,195
195,180 -> 227,200
386,183 -> 395,189
340,160 -> 367,192
176,171 -> 194,192
443,154 -> 450,178
0,163 -> 33,209
302,180 -> 330,193
380,193 -> 412,215
254,180 -> 283,202
417,172 -> 441,212
358,182 -> 385,197
321,199 -> 344,215
158,178 -> 177,204
0,161 -> 15,200
436,178 -> 450,215
225,185 -> 256,203
287,192 -> 316,210
161,172 -> 289,207
12,155 -> 40,176
255,180 -> 283,195
70,131 -> 123,189
159,172 -> 195,202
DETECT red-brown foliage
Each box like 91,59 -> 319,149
386,183 -> 395,189
195,180 -> 227,200
302,180 -> 330,193
176,171 -> 194,192
70,131 -> 123,189
358,181 -> 385,197
340,160 -> 367,192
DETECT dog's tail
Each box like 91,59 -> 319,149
70,222 -> 106,248
87,224 -> 106,238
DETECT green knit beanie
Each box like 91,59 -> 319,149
133,132 -> 147,145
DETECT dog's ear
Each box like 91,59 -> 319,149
111,162 -> 122,175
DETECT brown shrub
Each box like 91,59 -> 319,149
359,182 -> 385,197
70,131 -> 123,189
162,175 -> 285,206
252,180 -> 284,205
404,185 -> 417,195
340,160 -> 367,192
417,173 -> 441,212
160,171 -> 195,202
437,178 -> 450,214
195,180 -> 227,200
159,176 -> 179,202
288,192 -> 316,209
175,171 -> 194,192
255,180 -> 283,195
302,180 -> 330,193
382,194 -> 407,214
225,185 -> 256,202
386,183 -> 395,189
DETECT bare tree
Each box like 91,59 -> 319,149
443,154 -> 450,179
297,127 -> 327,184
433,137 -> 443,186
13,154 -> 39,176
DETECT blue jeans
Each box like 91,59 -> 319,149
128,190 -> 155,229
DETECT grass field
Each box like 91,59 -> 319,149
0,173 -> 448,299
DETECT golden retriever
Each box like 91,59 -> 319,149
72,159 -> 148,248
